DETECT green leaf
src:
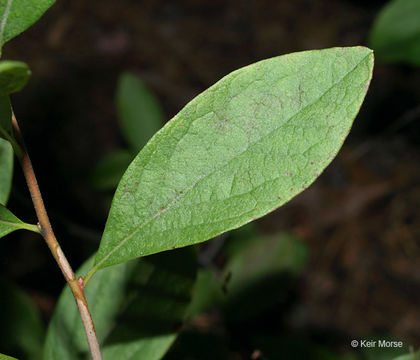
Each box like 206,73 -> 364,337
90,149 -> 133,191
0,279 -> 45,360
116,72 -> 164,152
95,46 -> 374,271
43,248 -> 197,360
392,351 -> 419,360
369,0 -> 420,66
0,0 -> 55,51
0,61 -> 31,95
0,354 -> 18,360
0,137 -> 13,204
0,204 -> 39,237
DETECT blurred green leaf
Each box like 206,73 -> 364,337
223,232 -> 307,295
0,204 -> 39,237
116,72 -> 164,152
362,336 -> 409,360
94,47 -> 374,271
221,232 -> 307,321
0,0 -> 55,51
185,269 -> 223,318
43,248 -> 197,360
90,150 -> 133,191
393,351 -> 419,360
369,0 -> 420,65
0,138 -> 12,204
0,279 -> 45,360
0,61 -> 31,95
187,230 -> 308,321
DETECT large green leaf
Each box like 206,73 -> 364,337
43,248 -> 197,360
0,204 -> 38,237
0,61 -> 31,95
94,47 -> 374,271
0,138 -> 12,204
116,72 -> 164,152
369,0 -> 420,66
0,0 -> 55,51
0,279 -> 45,360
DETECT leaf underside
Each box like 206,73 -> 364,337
95,46 -> 374,271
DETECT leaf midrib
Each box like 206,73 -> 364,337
95,51 -> 371,269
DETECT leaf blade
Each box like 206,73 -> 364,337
0,61 -> 31,95
0,354 -> 18,360
0,0 -> 55,50
96,47 -> 374,270
0,204 -> 38,237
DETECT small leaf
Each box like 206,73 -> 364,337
90,149 -> 133,191
95,47 -> 374,270
0,137 -> 13,204
43,248 -> 197,360
116,72 -> 164,152
0,204 -> 38,237
0,61 -> 31,95
0,279 -> 45,360
369,0 -> 420,66
0,354 -> 18,360
0,0 -> 55,51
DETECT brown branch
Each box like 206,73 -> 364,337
11,113 -> 102,360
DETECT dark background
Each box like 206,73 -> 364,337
1,0 -> 419,358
